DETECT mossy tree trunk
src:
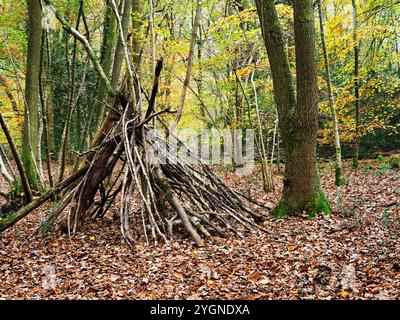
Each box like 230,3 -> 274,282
255,0 -> 330,217
22,0 -> 42,190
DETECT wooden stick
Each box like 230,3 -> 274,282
0,166 -> 88,234
0,104 -> 33,202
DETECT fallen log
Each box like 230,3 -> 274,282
0,166 -> 88,234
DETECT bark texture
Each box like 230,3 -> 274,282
256,0 -> 330,217
22,0 -> 42,190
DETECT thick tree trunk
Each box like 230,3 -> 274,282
256,0 -> 330,217
317,0 -> 343,186
22,0 -> 42,190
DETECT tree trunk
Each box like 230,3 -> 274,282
351,0 -> 360,169
317,0 -> 343,185
39,30 -> 54,188
131,0 -> 142,66
22,0 -> 42,190
0,106 -> 33,203
0,76 -> 19,115
96,0 -> 118,126
57,2 -> 83,184
256,0 -> 330,217
149,0 -> 156,75
0,151 -> 14,185
110,0 -> 132,91
250,69 -> 273,192
171,0 -> 202,130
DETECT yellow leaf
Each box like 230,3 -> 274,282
151,292 -> 158,300
89,235 -> 95,241
206,280 -> 215,285
339,291 -> 350,298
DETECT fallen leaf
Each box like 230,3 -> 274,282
110,275 -> 119,282
248,271 -> 262,283
151,292 -> 158,299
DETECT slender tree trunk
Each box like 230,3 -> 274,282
317,0 -> 343,185
396,18 -> 400,77
39,30 -> 54,188
96,0 -> 118,126
22,0 -> 42,190
255,0 -> 330,217
0,105 -> 33,203
110,0 -> 132,91
352,0 -> 360,169
57,2 -> 83,183
131,0 -> 142,66
163,12 -> 175,110
35,94 -> 45,185
0,76 -> 19,115
251,69 -> 273,192
197,27 -> 205,118
0,150 -> 14,185
149,0 -> 156,75
171,0 -> 202,130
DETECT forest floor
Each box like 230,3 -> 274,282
0,157 -> 399,300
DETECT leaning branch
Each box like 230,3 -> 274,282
0,103 -> 33,202
0,166 -> 88,234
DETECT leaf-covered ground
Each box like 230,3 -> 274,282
0,159 -> 399,300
